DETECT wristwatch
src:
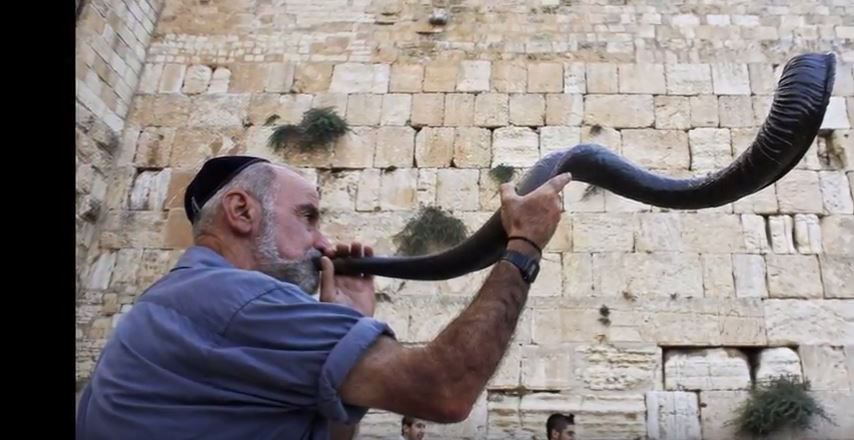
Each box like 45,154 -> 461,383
501,250 -> 540,284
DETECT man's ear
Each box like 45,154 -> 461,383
221,189 -> 259,236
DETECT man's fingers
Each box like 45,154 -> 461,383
351,242 -> 363,258
499,182 -> 516,200
319,256 -> 336,301
364,245 -> 373,257
335,243 -> 349,257
547,172 -> 573,193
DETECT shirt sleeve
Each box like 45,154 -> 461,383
208,287 -> 395,424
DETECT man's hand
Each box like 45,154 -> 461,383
499,173 -> 573,249
319,242 -> 376,317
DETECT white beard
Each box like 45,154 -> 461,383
252,208 -> 322,295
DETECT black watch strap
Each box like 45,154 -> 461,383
501,250 -> 540,284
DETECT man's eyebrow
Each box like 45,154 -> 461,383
297,204 -> 320,217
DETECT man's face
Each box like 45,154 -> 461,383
556,425 -> 575,440
403,420 -> 426,440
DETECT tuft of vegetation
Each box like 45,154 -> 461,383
731,375 -> 833,436
598,305 -> 611,326
581,184 -> 602,200
267,107 -> 350,151
393,206 -> 467,256
489,164 -> 516,184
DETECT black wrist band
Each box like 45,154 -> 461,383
507,236 -> 542,254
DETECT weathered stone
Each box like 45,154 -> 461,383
703,254 -> 735,297
333,127 -> 375,169
689,95 -> 718,127
158,63 -> 186,93
518,392 -> 646,440
820,256 -> 854,299
768,215 -> 796,254
545,94 -> 583,126
415,127 -> 454,167
794,214 -> 822,254
666,64 -> 712,95
345,94 -> 382,126
355,168 -> 380,212
379,168 -> 417,210
802,392 -> 854,439
492,127 -> 539,167
711,63 -> 750,95
86,251 -> 116,290
733,254 -> 768,298
718,96 -> 754,128
207,67 -> 231,93
137,63 -> 163,94
228,63 -> 269,93
128,95 -> 190,127
564,63 -> 585,94
265,62 -> 295,93
592,253 -> 628,297
474,93 -> 509,127
453,127 -> 490,168
456,60 -> 490,92
585,95 -> 654,128
486,394 -> 521,439
410,93 -> 444,127
741,214 -> 771,254
619,64 -> 666,94
576,344 -> 660,391
415,168 -> 436,206
655,96 -> 690,129
540,126 -> 581,156
544,213 -> 572,253
664,348 -> 751,391
137,249 -> 179,288
563,253 -> 593,297
681,214 -> 743,253
581,125 -> 621,151
163,208 -> 193,249
443,93 -> 474,127
527,62 -> 562,93
636,213 -> 683,252
756,347 -> 802,382
389,64 -> 423,93
509,94 -> 545,126
134,127 -> 175,168
329,63 -> 389,94
573,213 -> 635,252
423,61 -> 458,92
733,182 -> 778,214
563,181 -> 605,213
374,126 -> 415,167
164,169 -> 193,210
486,343 -> 521,389
645,391 -> 701,440
689,128 -> 731,170
491,61 -> 527,93
821,97 -> 851,130
181,64 -> 212,94
170,127 -> 244,169
586,63 -> 618,93
292,62 -> 333,93
698,391 -> 752,440
129,169 -> 170,211
622,129 -> 689,170
625,252 -> 703,298
520,344 -> 572,389
821,215 -> 854,255
800,345 -> 851,391
319,171 -> 360,211
379,93 -> 411,126
820,171 -> 854,214
188,95 -> 249,127
777,170 -> 823,214
749,63 -> 779,95
529,253 -> 562,297
766,299 -> 854,345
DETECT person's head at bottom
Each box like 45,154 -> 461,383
546,413 -> 575,440
401,416 -> 426,440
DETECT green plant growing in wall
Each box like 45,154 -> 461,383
598,305 -> 611,325
488,164 -> 516,184
393,206 -> 467,256
730,375 -> 833,436
267,107 -> 350,151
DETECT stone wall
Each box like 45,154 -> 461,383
75,0 -> 854,437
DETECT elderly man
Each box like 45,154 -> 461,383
76,155 -> 572,439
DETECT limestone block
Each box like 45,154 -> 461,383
182,64 -> 212,94
636,213 -> 683,251
645,391 -> 701,440
752,95 -> 773,125
170,127 -> 244,169
742,214 -> 771,254
655,96 -> 690,129
545,94 -> 583,126
540,126 -> 581,156
564,63 -> 585,94
520,344 -> 573,389
86,251 -> 116,290
756,347 -> 803,382
794,214 -> 822,254
619,64 -> 666,94
456,60 -> 490,92
733,254 -> 768,298
768,215 -> 796,254
389,64 -> 423,93
355,168 -> 380,212
849,97 -> 854,127
586,63 -> 618,93
329,63 -> 389,94
416,168 -> 436,206
666,64 -> 712,95
443,93 -> 474,127
318,171 -> 359,211
346,94 -> 382,126
584,95 -> 654,128
800,345 -> 850,392
128,95 -> 190,127
292,63 -> 333,93
592,253 -> 627,297
698,391 -> 752,440
689,128 -> 732,170
576,344 -> 660,392
802,392 -> 854,439
188,94 -> 249,127
487,344 -> 522,389
379,94 -> 410,126
821,215 -> 854,255
777,170 -> 823,214
664,348 -> 751,391
718,96 -> 754,128
527,63 -> 562,93
415,127 -> 454,167
563,182 -> 605,213
625,252 -> 703,298
827,131 -> 853,171
134,127 -> 175,168
265,62 -> 295,93
486,394 -> 521,439
581,126 -> 622,151
374,126 -> 415,167
711,63 -> 750,95
529,253 -> 563,297
821,97 -> 850,130
820,171 -> 854,214
229,64 -> 270,93
423,62 -> 458,92
509,94 -> 545,126
563,253 -> 593,297
129,169 -> 170,211
163,208 -> 193,249
703,254 -> 735,297
492,127 -> 539,167
479,170 -> 503,211
137,249 -> 179,287
379,168 -> 417,211
682,214 -> 744,253
436,169 -> 479,211
453,127 -> 490,168
765,299 -> 854,345
573,213 -> 635,252
833,64 -> 854,97
689,95 -> 718,127
621,129 -> 689,170
518,392 -> 646,440
749,63 -> 779,95
821,256 -> 854,298
137,63 -> 163,94
733,183 -> 778,214
605,191 -> 650,213
474,93 -> 509,127
491,61 -> 527,93
158,63 -> 186,93
410,93 -> 444,127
